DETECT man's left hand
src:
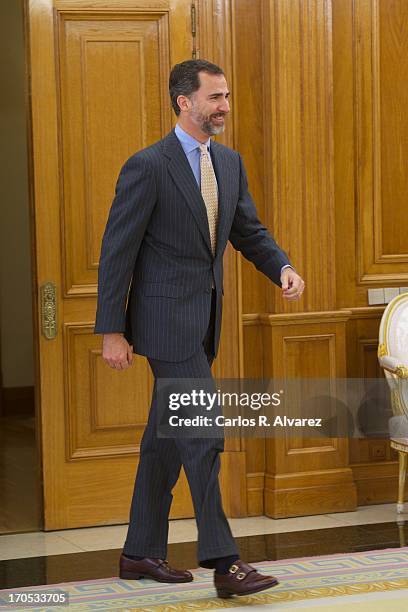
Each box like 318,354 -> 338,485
281,268 -> 305,301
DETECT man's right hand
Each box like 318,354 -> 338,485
102,333 -> 133,370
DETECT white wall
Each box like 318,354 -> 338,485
0,0 -> 34,388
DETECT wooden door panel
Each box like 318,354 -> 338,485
262,315 -> 356,517
58,13 -> 170,296
354,0 -> 408,283
282,334 -> 339,454
64,325 -> 152,460
269,322 -> 348,473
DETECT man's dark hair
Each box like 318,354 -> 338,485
169,59 -> 224,116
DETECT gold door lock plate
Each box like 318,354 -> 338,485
40,282 -> 57,339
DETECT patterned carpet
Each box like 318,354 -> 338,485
1,548 -> 408,611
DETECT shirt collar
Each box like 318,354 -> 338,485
175,123 -> 211,153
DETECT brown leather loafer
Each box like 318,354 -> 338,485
214,559 -> 279,598
119,554 -> 193,583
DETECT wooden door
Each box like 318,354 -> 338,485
28,0 -> 196,529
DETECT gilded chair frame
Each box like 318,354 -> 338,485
378,292 -> 408,514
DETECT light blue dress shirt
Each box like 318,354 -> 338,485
175,123 -> 211,187
174,123 -> 292,278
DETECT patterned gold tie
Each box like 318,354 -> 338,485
199,143 -> 218,256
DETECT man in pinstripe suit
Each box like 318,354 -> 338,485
95,60 -> 304,597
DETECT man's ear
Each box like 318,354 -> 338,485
177,94 -> 191,113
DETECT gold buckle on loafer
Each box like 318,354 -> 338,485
229,564 -> 239,574
236,572 -> 246,580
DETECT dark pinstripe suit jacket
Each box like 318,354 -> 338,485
94,129 -> 290,361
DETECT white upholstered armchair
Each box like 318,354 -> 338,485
378,292 -> 408,513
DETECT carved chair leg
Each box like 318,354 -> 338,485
397,451 -> 407,514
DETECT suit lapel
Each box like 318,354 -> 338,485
163,130 -> 212,255
210,141 -> 231,256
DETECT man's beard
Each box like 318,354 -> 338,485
192,108 -> 226,136
202,118 -> 225,136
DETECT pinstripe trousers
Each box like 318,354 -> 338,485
123,291 -> 238,564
